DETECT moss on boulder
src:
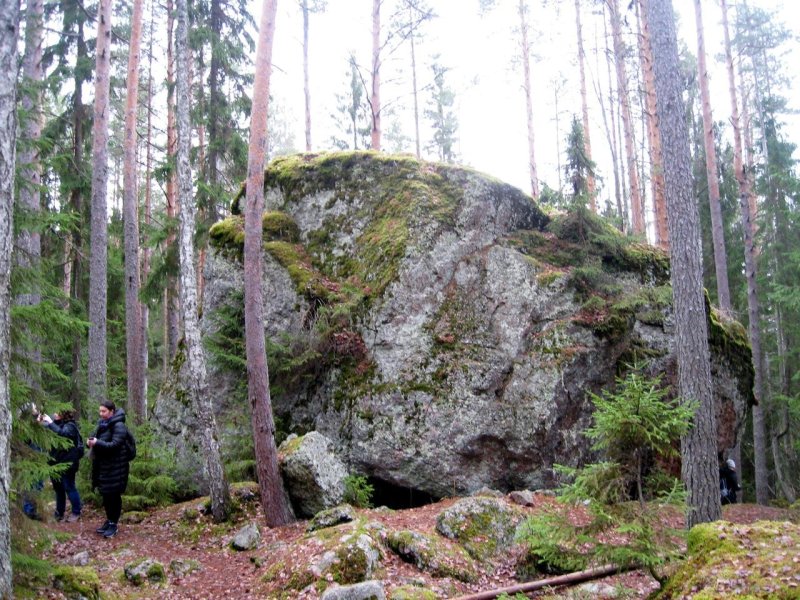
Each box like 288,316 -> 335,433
386,529 -> 478,582
655,520 -> 800,599
435,497 -> 522,561
53,565 -> 102,599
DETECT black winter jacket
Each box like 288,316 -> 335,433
91,409 -> 131,494
46,419 -> 82,465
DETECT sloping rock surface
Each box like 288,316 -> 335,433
154,151 -> 753,499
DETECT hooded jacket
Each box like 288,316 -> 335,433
91,408 -> 131,494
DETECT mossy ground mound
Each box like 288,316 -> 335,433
656,520 -> 800,599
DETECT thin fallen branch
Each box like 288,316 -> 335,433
452,564 -> 630,600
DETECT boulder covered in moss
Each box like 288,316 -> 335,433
53,565 -> 102,599
307,504 -> 357,532
435,497 -> 522,561
386,529 -> 478,582
155,151 -> 753,499
655,520 -> 800,599
279,431 -> 349,517
124,558 -> 166,586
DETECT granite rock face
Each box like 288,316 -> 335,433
153,152 -> 753,500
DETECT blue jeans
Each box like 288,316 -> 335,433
52,463 -> 81,516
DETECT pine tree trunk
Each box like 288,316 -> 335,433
643,0 -> 721,527
574,0 -> 595,208
519,0 -> 539,200
165,0 -> 180,370
370,0 -> 381,151
16,0 -> 45,388
638,1 -> 668,250
176,0 -> 231,522
0,3 -> 20,595
141,3 -> 156,408
124,0 -> 146,423
693,0 -> 731,313
410,7 -> 421,159
88,0 -> 113,407
607,0 -> 644,235
245,0 -> 294,527
302,0 -> 312,151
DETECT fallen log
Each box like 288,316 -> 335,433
452,563 -> 631,600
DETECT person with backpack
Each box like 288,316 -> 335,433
87,400 -> 132,538
719,458 -> 741,505
38,409 -> 83,522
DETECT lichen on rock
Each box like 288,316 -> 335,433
434,497 -> 523,561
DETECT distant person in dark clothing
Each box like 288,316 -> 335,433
87,400 -> 131,538
720,458 -> 740,505
39,409 -> 83,522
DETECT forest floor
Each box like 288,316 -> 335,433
35,492 -> 799,600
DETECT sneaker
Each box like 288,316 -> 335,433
66,513 -> 81,523
102,523 -> 118,538
95,520 -> 111,534
54,512 -> 64,522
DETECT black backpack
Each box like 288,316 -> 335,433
124,429 -> 137,461
74,426 -> 85,459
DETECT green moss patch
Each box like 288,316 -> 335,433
53,565 -> 102,599
656,520 -> 800,599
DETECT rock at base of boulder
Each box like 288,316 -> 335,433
307,504 -> 357,532
321,580 -> 386,600
435,496 -> 522,561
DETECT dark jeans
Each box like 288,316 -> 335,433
102,492 -> 122,523
51,463 -> 81,516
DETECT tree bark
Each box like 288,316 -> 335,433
16,0 -> 45,388
693,0 -> 731,313
574,0 -> 595,208
519,0 -> 539,200
246,0 -> 294,527
176,0 -> 232,522
165,0 -> 180,371
370,0 -> 381,151
638,0 -> 667,250
0,3 -> 19,596
124,0 -> 146,423
607,0 -> 644,235
643,0 -> 721,527
88,0 -> 113,407
302,0 -> 312,151
409,4 -> 421,159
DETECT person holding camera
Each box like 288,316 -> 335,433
38,409 -> 83,522
87,400 -> 131,538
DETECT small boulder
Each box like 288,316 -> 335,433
508,490 -> 537,507
435,496 -> 522,561
169,558 -> 202,578
389,586 -> 438,600
386,529 -> 477,582
230,522 -> 261,551
307,504 -> 357,532
124,559 -> 166,586
321,580 -> 386,600
69,551 -> 90,566
330,531 -> 383,584
279,431 -> 348,517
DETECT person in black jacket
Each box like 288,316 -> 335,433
39,409 -> 82,522
87,400 -> 130,538
720,458 -> 741,505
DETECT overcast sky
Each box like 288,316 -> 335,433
265,0 -> 798,212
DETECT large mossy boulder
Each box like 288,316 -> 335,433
278,431 -> 349,517
656,520 -> 800,599
154,151 -> 754,499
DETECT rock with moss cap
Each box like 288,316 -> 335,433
53,565 -> 102,599
279,431 -> 348,517
157,151 -> 753,500
307,504 -> 357,532
386,529 -> 478,582
435,497 -> 522,561
124,558 -> 166,586
655,520 -> 800,599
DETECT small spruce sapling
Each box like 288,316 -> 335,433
516,371 -> 695,585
